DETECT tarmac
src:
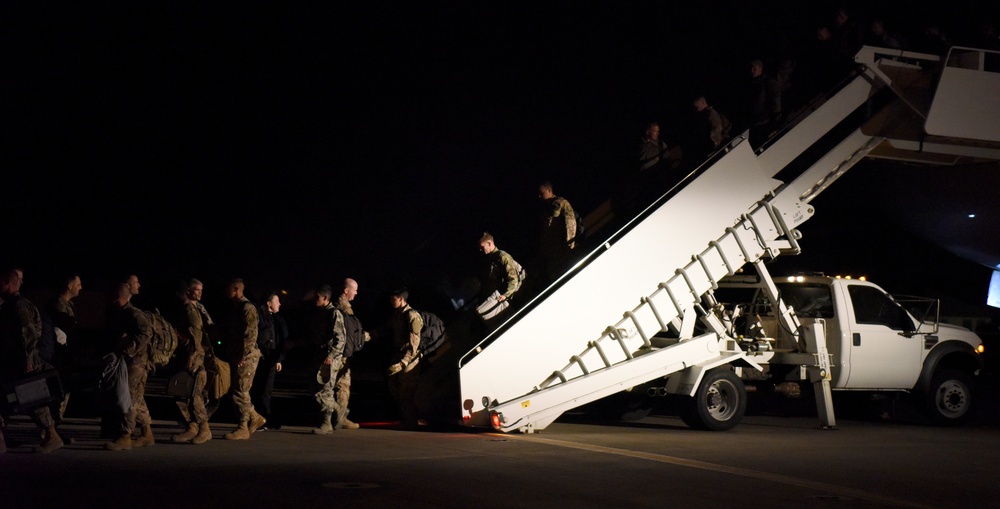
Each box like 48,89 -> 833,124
3,373 -> 999,509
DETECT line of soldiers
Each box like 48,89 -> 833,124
0,266 -> 440,453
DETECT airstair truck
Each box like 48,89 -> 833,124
715,274 -> 985,425
458,45 -> 1000,433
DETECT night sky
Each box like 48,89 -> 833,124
4,1 -> 999,317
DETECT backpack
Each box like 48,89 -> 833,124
718,110 -> 732,141
341,311 -> 366,358
510,255 -> 527,285
415,310 -> 447,359
146,309 -> 180,367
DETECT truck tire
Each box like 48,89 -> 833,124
923,369 -> 973,426
679,368 -> 746,431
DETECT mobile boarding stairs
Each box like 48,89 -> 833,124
458,45 -> 1000,433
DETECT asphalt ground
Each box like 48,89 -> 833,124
3,367 -> 1000,509
2,407 -> 999,509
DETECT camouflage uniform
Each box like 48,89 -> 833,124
314,300 -> 348,431
540,195 -> 577,281
108,301 -> 154,439
173,300 -> 215,441
388,304 -> 423,429
476,247 -> 522,321
0,293 -> 62,452
227,296 -> 262,429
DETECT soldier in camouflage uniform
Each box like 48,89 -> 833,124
0,268 -> 65,454
222,278 -> 266,440
385,289 -> 424,429
170,278 -> 215,445
475,232 -> 523,321
105,281 -> 154,451
538,180 -> 578,282
311,283 -> 362,433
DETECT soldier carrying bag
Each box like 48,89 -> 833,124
1,369 -> 64,415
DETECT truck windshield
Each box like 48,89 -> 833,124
774,283 -> 835,318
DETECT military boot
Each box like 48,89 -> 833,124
338,417 -> 360,430
172,422 -> 199,443
224,423 -> 250,440
191,422 -> 212,445
35,426 -> 64,454
312,413 -> 333,434
104,433 -> 132,451
334,408 -> 358,429
248,412 -> 266,435
133,425 -> 155,448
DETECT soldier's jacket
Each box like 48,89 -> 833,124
485,248 -> 521,299
51,295 -> 76,329
391,304 -> 423,363
541,196 -> 577,248
232,296 -> 259,362
176,300 -> 214,371
320,302 -> 347,370
109,301 -> 154,369
0,293 -> 44,374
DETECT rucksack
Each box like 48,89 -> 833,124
341,311 -> 366,358
415,310 -> 447,359
718,110 -> 732,141
510,255 -> 527,285
147,309 -> 180,367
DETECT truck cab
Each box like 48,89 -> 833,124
721,274 -> 985,424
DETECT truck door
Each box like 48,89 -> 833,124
843,284 -> 922,389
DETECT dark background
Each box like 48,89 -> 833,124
4,1 -> 1000,325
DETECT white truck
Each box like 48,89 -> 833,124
457,44 -> 1000,433
709,273 -> 984,427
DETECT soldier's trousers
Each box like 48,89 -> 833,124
231,350 -> 261,424
315,359 -> 349,415
176,362 -> 209,425
125,363 -> 150,434
388,364 -> 421,428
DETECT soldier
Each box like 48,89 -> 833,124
638,122 -> 670,171
104,281 -> 155,450
170,278 -> 215,445
222,278 -> 266,440
0,267 -> 65,454
538,180 -> 578,282
311,283 -> 360,433
385,289 -> 424,430
475,232 -> 524,322
48,273 -> 83,422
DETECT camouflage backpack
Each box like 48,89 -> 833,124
146,309 -> 179,367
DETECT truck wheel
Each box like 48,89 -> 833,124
679,368 -> 746,431
924,369 -> 973,426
